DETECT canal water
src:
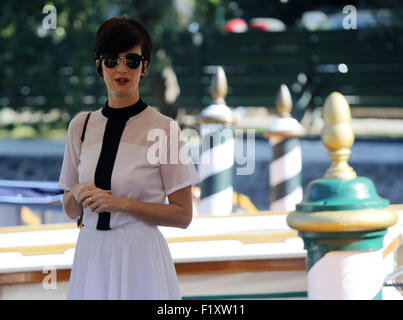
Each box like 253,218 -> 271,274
232,136 -> 403,209
0,136 -> 402,210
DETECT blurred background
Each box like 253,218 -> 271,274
0,0 -> 403,223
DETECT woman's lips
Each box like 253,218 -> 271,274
115,78 -> 130,86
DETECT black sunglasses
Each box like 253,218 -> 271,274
100,53 -> 145,69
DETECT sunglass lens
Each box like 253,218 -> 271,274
125,54 -> 142,69
103,57 -> 119,68
126,58 -> 141,69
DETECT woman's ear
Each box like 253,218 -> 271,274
142,60 -> 149,76
96,60 -> 103,78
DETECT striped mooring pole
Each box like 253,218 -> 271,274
287,92 -> 398,300
264,84 -> 305,211
198,66 -> 235,216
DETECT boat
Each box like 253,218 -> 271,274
0,180 -> 402,300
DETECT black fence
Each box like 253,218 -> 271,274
3,28 -> 403,120
141,28 -> 403,119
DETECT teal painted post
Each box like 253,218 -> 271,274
287,92 -> 398,300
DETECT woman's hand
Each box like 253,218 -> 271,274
70,183 -> 98,204
62,183 -> 97,220
81,188 -> 120,214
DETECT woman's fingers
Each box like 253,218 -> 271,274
82,189 -> 113,210
73,184 -> 97,203
79,188 -> 101,203
78,192 -> 91,204
88,199 -> 105,214
82,195 -> 93,208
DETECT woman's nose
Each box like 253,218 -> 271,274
116,58 -> 128,72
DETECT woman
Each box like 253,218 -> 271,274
58,15 -> 200,299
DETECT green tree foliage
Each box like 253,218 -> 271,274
0,0 -> 180,117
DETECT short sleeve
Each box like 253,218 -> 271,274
160,120 -> 200,195
58,113 -> 86,191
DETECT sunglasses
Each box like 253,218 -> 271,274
100,53 -> 145,69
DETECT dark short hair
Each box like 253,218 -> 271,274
93,15 -> 152,78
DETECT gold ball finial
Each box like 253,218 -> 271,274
276,84 -> 292,117
211,66 -> 228,105
321,92 -> 357,180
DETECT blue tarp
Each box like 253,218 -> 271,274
0,180 -> 63,205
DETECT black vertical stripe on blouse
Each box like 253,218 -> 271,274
95,98 -> 148,230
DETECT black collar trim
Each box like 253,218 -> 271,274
102,99 -> 148,119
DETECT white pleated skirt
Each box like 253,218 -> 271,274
67,223 -> 181,300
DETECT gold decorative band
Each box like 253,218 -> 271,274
287,207 -> 398,232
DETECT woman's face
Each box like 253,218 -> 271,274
97,45 -> 148,101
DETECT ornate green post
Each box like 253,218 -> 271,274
287,92 -> 398,299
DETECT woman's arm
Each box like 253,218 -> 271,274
81,186 -> 193,229
124,186 -> 193,229
62,190 -> 83,220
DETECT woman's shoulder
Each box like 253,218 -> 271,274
69,109 -> 102,125
144,106 -> 179,132
146,106 -> 174,122
67,109 -> 102,136
69,110 -> 90,123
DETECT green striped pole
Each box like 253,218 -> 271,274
287,92 -> 398,299
264,84 -> 305,211
198,66 -> 235,216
